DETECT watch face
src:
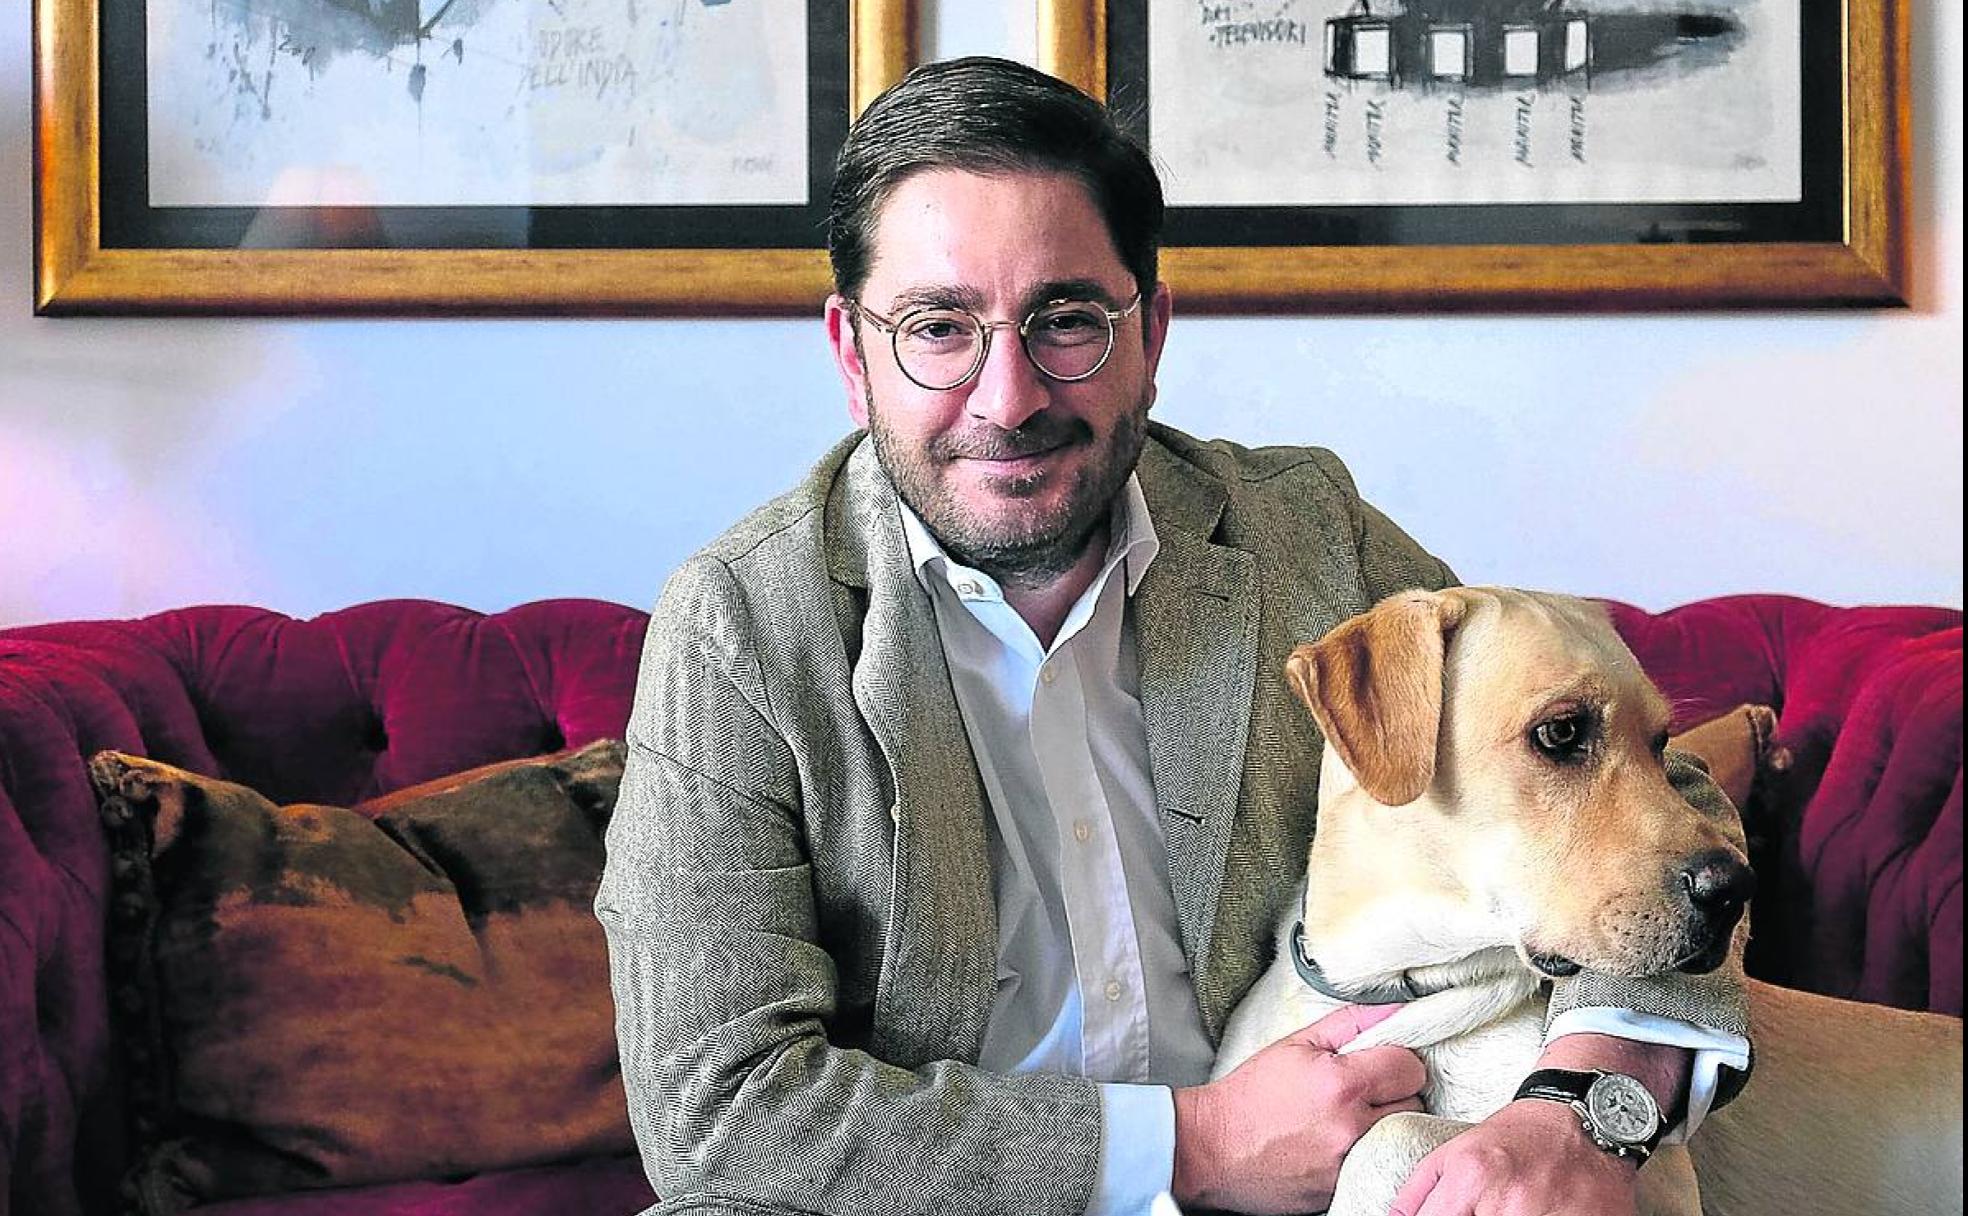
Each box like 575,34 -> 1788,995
1585,1074 -> 1661,1144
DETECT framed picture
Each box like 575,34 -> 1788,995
1038,0 -> 1908,310
34,0 -> 917,314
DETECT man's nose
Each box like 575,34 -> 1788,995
964,328 -> 1050,430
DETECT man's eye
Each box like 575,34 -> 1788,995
902,315 -> 974,344
1530,714 -> 1593,761
1033,307 -> 1102,336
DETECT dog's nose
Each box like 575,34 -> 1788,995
1681,851 -> 1756,914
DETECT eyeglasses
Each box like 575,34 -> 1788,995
849,293 -> 1144,392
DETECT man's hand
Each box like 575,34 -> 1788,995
1388,1034 -> 1688,1215
1387,1097 -> 1641,1216
1171,1003 -> 1426,1215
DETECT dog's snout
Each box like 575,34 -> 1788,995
1681,850 -> 1756,913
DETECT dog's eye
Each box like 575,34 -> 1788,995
1531,714 -> 1593,761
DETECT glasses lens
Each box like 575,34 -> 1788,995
1024,302 -> 1115,381
894,309 -> 984,389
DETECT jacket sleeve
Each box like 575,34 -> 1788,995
594,558 -> 1104,1216
1543,752 -> 1756,1107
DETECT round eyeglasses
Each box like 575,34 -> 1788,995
850,293 -> 1144,392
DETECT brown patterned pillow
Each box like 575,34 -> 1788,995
1668,703 -> 1788,812
91,740 -> 634,1215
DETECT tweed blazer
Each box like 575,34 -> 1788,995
595,423 -> 1750,1216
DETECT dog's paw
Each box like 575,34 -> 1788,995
1327,1112 -> 1470,1216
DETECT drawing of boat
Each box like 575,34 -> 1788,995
1325,0 -> 1592,87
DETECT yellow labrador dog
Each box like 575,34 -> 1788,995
1212,587 -> 1963,1216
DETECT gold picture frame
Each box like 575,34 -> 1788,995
34,0 -> 917,315
1038,0 -> 1908,311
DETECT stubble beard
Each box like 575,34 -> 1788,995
865,388 -> 1150,592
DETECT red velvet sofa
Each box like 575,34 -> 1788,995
2,594 -> 1960,1216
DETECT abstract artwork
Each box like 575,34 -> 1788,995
35,0 -> 910,312
147,0 -> 810,206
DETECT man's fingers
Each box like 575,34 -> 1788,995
1290,1000 -> 1407,1052
1387,1153 -> 1445,1216
1337,1043 -> 1428,1105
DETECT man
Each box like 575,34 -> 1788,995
595,56 -> 1749,1216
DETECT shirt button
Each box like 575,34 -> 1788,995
958,580 -> 980,597
1073,819 -> 1091,842
1040,666 -> 1056,685
1104,980 -> 1123,1002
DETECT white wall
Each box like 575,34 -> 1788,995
1,3 -> 1959,628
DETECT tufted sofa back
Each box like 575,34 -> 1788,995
0,601 -> 648,1216
1,594 -> 1960,1216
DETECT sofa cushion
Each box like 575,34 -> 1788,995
1667,703 -> 1786,814
89,740 -> 635,1215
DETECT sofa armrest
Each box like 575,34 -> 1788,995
2,633 -> 175,1216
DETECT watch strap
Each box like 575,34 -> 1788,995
1515,1067 -> 1595,1105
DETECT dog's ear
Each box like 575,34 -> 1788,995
1285,590 -> 1466,806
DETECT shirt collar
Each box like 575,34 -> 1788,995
899,472 -> 1161,602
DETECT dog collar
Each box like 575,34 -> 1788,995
1291,921 -> 1422,1005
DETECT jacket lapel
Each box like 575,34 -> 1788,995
1133,444 -> 1261,1039
828,441 -> 999,1068
823,434 -> 1273,1054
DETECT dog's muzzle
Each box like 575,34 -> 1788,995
1526,852 -> 1755,979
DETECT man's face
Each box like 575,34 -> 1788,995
825,169 -> 1172,582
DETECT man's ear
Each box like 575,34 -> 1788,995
1141,281 -> 1173,410
825,293 -> 872,429
1284,590 -> 1467,806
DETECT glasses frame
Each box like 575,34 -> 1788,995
852,292 -> 1144,391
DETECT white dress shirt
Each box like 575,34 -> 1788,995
900,480 -> 1747,1216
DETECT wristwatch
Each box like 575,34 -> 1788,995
1512,1068 -> 1665,1163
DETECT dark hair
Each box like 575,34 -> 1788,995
826,56 -> 1164,302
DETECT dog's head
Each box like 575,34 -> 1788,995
1286,586 -> 1752,981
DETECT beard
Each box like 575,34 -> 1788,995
865,391 -> 1150,590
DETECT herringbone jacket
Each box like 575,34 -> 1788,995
595,423 -> 1749,1216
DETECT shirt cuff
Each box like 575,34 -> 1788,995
1088,1082 -> 1175,1216
1546,1007 -> 1752,1143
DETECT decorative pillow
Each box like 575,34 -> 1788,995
90,739 -> 635,1216
1667,702 -> 1788,813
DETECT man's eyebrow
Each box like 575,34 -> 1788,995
1024,279 -> 1127,311
879,279 -> 1131,316
884,284 -> 987,313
